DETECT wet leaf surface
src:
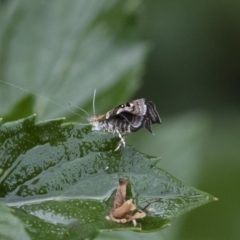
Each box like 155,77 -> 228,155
0,116 -> 215,239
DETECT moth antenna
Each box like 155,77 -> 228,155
68,103 -> 89,119
93,89 -> 97,117
0,80 -> 88,121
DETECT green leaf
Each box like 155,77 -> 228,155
0,116 -> 216,239
0,0 -> 148,121
0,201 -> 30,240
0,1 -> 216,239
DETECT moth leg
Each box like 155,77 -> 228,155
114,130 -> 125,151
114,142 -> 121,151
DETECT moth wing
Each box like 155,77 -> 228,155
129,99 -> 147,116
120,113 -> 154,133
115,99 -> 147,116
146,101 -> 161,124
142,118 -> 153,133
119,113 -> 144,129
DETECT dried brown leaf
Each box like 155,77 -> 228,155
106,180 -> 146,226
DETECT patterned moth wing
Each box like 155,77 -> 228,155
111,99 -> 161,133
105,99 -> 147,119
90,99 -> 161,150
141,101 -> 161,133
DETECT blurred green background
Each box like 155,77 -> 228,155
131,1 -> 240,240
0,0 -> 240,239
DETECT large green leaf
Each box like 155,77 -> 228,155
0,115 -> 216,239
0,0 -> 148,122
0,1 -> 217,239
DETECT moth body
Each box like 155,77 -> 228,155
91,115 -> 136,134
89,99 -> 161,151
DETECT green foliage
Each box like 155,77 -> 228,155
0,115 -> 215,239
0,1 -> 216,239
0,0 -> 147,122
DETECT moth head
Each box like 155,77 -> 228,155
88,114 -> 105,123
89,114 -> 106,131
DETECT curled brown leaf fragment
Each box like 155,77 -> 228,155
105,180 -> 146,226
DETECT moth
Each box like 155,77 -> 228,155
90,98 -> 161,150
0,81 -> 161,151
